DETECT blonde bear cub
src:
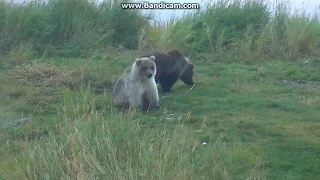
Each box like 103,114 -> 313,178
113,56 -> 160,111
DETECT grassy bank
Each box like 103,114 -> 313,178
1,0 -> 320,179
1,53 -> 320,179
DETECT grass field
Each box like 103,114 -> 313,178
1,52 -> 320,179
1,0 -> 320,179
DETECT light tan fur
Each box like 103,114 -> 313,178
113,56 -> 160,111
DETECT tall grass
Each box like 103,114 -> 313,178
138,13 -> 197,54
141,0 -> 320,61
1,0 -> 320,60
0,0 -> 150,58
2,88 -> 266,179
1,0 -> 320,179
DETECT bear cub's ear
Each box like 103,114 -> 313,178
135,59 -> 141,66
149,55 -> 156,61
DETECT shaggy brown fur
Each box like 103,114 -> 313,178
141,49 -> 195,92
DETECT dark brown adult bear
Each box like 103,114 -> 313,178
141,49 -> 195,92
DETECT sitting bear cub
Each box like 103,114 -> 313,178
113,56 -> 160,111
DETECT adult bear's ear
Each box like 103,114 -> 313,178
149,55 -> 156,61
135,58 -> 141,66
189,63 -> 194,69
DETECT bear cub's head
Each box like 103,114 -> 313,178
134,56 -> 156,79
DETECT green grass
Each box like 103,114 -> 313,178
1,0 -> 320,179
0,0 -> 150,57
141,0 -> 320,61
1,53 -> 319,179
2,0 -> 320,60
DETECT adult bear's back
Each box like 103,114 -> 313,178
141,49 -> 188,75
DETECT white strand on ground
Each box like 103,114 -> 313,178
159,84 -> 196,99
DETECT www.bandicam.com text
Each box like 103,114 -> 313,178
121,1 -> 201,9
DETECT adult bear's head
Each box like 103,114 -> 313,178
180,61 -> 195,85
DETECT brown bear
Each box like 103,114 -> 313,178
113,56 -> 160,111
140,49 -> 195,93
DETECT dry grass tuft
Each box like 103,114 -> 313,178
0,62 -> 113,114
